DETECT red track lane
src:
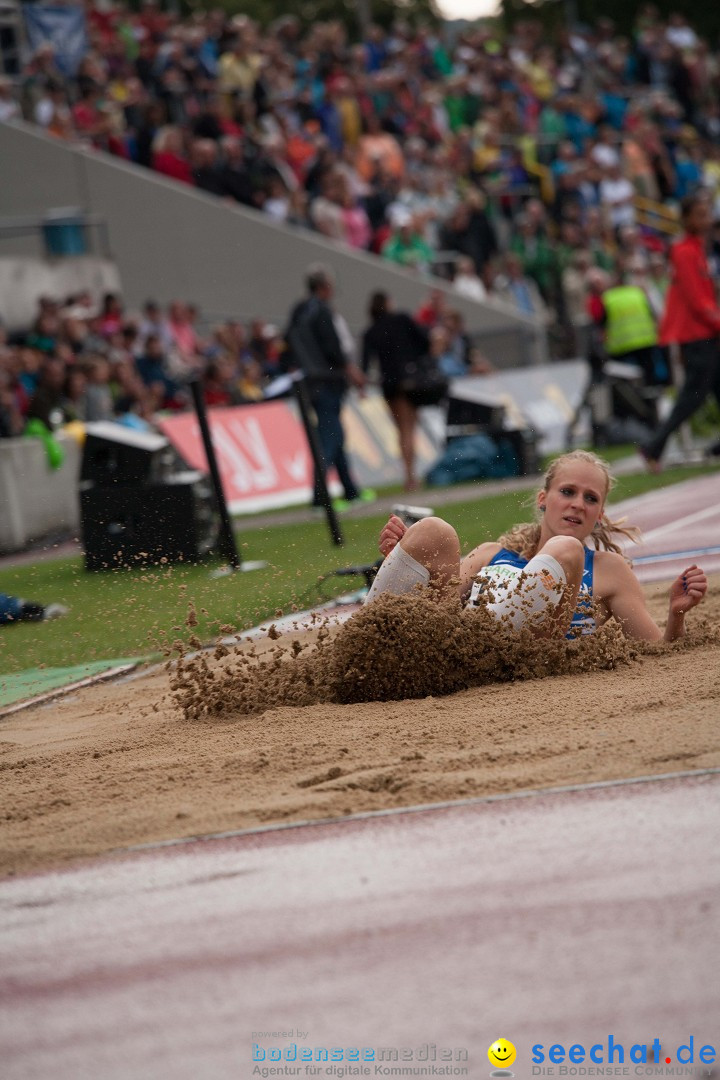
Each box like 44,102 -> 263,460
1,773 -> 719,1080
613,473 -> 720,582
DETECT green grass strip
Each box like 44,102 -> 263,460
0,657 -> 140,708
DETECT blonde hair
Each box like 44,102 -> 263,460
498,450 -> 640,559
151,125 -> 183,156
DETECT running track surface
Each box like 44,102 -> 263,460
613,472 -> 720,582
2,474 -> 720,1078
1,772 -> 718,1080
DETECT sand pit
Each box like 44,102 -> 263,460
1,575 -> 719,879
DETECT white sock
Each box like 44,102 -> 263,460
365,545 -> 431,604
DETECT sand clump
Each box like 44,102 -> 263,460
169,588 -> 719,721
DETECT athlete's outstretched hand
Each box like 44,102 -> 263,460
669,565 -> 708,615
378,515 -> 407,557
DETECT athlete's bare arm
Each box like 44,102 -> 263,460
595,553 -> 707,641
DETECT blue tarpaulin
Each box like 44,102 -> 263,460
425,433 -> 519,487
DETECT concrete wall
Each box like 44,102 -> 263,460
0,434 -> 81,552
0,257 -> 121,332
0,120 -> 547,366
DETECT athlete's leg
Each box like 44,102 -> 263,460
532,535 -> 585,634
643,338 -> 717,462
366,517 -> 461,604
387,395 -> 418,492
472,536 -> 585,636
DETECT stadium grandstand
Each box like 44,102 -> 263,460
1,3 -> 719,504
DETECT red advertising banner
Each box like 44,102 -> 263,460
158,392 -> 444,514
158,401 -> 314,514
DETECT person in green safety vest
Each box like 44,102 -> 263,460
600,275 -> 659,386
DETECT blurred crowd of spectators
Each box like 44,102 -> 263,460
0,285 -> 497,440
0,292 -> 277,437
6,3 -> 720,346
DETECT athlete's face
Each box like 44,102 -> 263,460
538,462 -> 607,540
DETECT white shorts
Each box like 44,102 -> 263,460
467,553 -> 566,630
365,546 -> 567,634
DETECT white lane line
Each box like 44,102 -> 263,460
637,502 -> 720,545
121,768 -> 720,856
611,473 -> 720,519
634,545 -> 720,564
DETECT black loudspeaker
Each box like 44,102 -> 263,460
81,421 -> 179,486
501,426 -> 541,476
80,471 -> 218,571
445,394 -> 539,476
446,395 -> 506,439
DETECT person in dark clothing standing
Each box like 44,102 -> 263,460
641,191 -> 720,471
285,264 -> 368,509
362,291 -> 430,492
191,138 -> 226,196
26,356 -> 67,429
439,197 -> 498,276
218,135 -> 255,206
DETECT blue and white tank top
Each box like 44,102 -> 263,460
479,546 -> 596,638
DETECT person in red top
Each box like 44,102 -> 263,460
151,126 -> 194,186
415,288 -> 447,328
641,190 -> 720,470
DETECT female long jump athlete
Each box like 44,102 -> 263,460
366,450 -> 707,641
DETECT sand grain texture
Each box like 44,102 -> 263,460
1,576 -> 719,878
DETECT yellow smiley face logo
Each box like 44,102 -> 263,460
488,1039 -> 517,1069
